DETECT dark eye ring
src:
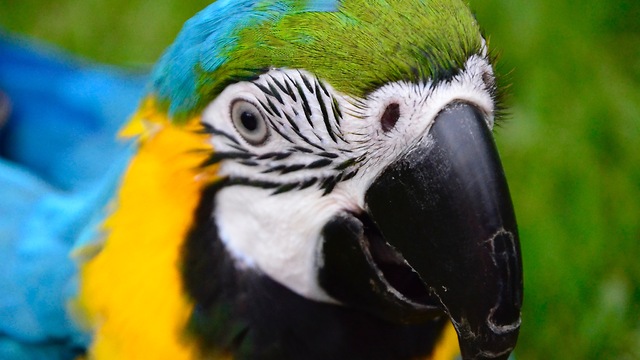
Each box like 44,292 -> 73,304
230,99 -> 269,146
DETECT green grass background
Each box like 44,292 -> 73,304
2,1 -> 639,358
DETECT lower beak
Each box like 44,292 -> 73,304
320,102 -> 523,359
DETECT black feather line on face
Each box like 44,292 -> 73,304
267,80 -> 285,105
200,123 -> 241,145
299,177 -> 318,189
315,81 -> 337,143
196,122 -> 216,134
342,169 -> 359,181
227,177 -> 280,189
228,143 -> 248,152
334,158 -> 357,171
272,182 -> 300,195
269,75 -> 290,98
307,158 -> 333,169
282,111 -> 300,132
257,99 -> 275,117
320,176 -> 338,195
283,73 -> 298,102
239,160 -> 259,167
292,146 -> 314,154
201,151 -> 253,167
265,97 -> 282,117
317,79 -> 331,98
262,164 -> 287,174
265,117 -> 295,144
300,72 -> 315,94
256,152 -> 292,160
331,97 -> 342,125
279,164 -> 306,174
253,82 -> 274,99
293,81 -> 314,128
282,113 -> 324,149
333,132 -> 347,144
317,152 -> 339,159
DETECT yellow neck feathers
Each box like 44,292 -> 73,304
77,98 -> 218,359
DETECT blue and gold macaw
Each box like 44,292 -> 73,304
0,1 -> 523,359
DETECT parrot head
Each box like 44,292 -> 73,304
88,1 -> 523,359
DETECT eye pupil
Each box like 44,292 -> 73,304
241,111 -> 258,132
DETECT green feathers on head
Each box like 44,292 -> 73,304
152,0 -> 482,121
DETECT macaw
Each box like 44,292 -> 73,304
0,0 -> 523,359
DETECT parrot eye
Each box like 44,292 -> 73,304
230,99 -> 269,146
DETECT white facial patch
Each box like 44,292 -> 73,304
200,54 -> 497,303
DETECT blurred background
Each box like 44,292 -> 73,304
1,1 -> 639,358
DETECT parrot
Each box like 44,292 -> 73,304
0,0 -> 523,359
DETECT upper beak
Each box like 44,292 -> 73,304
319,102 -> 523,360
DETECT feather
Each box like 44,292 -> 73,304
0,32 -> 145,358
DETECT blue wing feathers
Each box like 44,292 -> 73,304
0,32 -> 146,358
0,32 -> 147,190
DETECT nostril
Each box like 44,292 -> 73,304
380,103 -> 400,132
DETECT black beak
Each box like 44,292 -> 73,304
319,102 -> 522,360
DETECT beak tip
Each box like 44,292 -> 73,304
444,228 -> 522,360
452,302 -> 521,360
